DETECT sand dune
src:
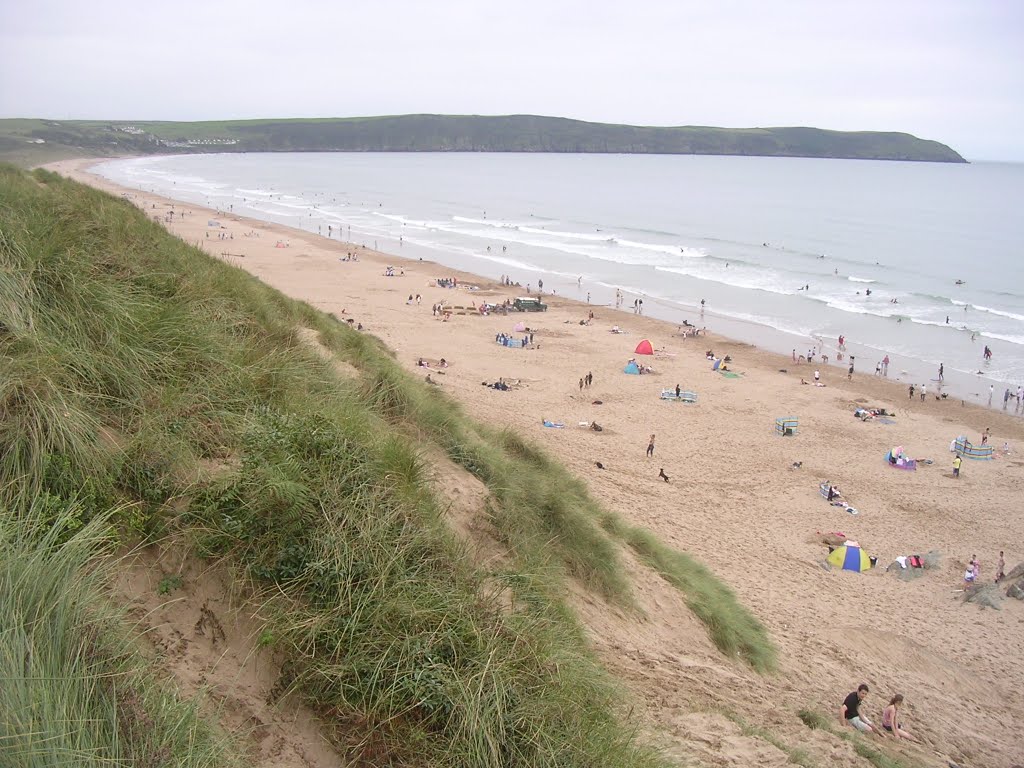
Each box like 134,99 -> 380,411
52,159 -> 1024,768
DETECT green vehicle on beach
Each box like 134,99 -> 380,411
513,297 -> 548,312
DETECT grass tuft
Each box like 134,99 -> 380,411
0,500 -> 236,767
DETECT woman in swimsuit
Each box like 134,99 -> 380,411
881,695 -> 917,742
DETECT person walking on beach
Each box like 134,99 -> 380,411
538,279 -> 543,293
988,384 -> 994,406
647,434 -> 655,458
920,383 -> 926,401
848,363 -> 854,381
996,550 -> 1006,582
909,384 -> 915,400
579,377 -> 584,393
938,363 -> 944,382
882,355 -> 890,376
953,454 -> 962,478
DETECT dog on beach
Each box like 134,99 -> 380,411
790,461 -> 803,470
659,468 -> 670,483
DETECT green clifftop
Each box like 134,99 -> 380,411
0,114 -> 966,164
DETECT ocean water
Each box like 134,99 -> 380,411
95,152 -> 1024,406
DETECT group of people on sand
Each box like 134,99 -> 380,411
840,684 -> 917,742
963,551 -> 1006,583
676,321 -> 704,338
416,357 -> 447,369
627,357 -> 654,374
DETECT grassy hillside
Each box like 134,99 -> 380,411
0,114 -> 966,166
0,163 -> 775,765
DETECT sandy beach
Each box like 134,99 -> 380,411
50,158 -> 1024,768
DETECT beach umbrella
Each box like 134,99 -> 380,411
635,339 -> 654,355
827,543 -> 873,573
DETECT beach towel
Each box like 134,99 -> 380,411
661,389 -> 698,402
542,420 -> 565,428
720,371 -> 742,379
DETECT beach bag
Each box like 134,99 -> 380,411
908,555 -> 924,568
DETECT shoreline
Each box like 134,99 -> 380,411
49,157 -> 1024,767
87,153 -> 1021,408
80,155 -> 1021,418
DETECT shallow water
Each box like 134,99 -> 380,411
96,152 -> 1024,406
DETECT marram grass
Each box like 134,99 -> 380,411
0,502 -> 236,768
0,163 -> 774,766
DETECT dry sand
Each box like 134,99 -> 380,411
51,159 -> 1024,768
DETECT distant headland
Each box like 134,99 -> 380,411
0,114 -> 966,165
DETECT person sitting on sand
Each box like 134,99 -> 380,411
881,695 -> 916,742
439,358 -> 448,367
841,684 -> 882,736
964,555 -> 978,582
426,373 -> 437,385
827,485 -> 841,502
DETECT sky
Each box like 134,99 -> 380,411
1,0 -> 1022,160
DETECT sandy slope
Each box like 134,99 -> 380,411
50,159 -> 1024,768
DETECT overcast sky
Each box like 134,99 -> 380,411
2,0 -> 1021,160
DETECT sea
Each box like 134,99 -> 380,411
95,152 -> 1024,408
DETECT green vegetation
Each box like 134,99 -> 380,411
612,524 -> 776,671
0,504 -> 236,767
0,163 -> 774,765
797,708 -> 918,768
723,712 -> 817,768
798,708 -> 831,731
0,114 -> 966,167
